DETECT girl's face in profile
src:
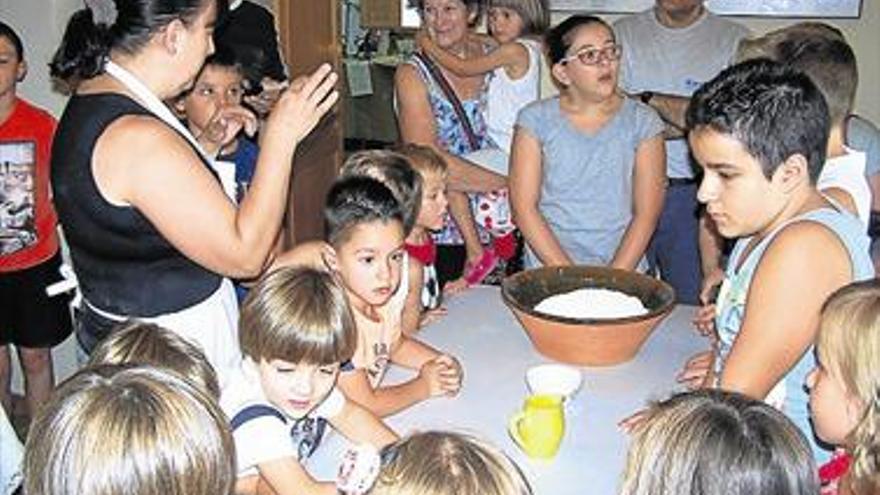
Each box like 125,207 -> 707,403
806,353 -> 864,446
416,171 -> 449,232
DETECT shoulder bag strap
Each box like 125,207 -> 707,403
414,51 -> 481,152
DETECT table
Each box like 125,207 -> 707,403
308,286 -> 707,494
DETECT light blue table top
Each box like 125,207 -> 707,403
307,285 -> 708,495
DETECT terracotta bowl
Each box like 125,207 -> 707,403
501,266 -> 676,366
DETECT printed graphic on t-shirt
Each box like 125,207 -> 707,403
290,416 -> 327,460
367,342 -> 390,385
0,141 -> 37,255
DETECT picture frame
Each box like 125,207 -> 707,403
549,0 -> 863,18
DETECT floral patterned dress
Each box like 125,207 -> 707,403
405,54 -> 491,245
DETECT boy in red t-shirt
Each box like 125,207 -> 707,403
0,21 -> 71,423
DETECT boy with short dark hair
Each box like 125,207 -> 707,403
682,59 -> 874,461
736,23 -> 871,227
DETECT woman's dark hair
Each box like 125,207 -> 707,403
545,14 -> 611,65
50,0 -> 228,83
0,20 -> 25,60
324,176 -> 404,247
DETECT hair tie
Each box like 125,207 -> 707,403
85,0 -> 118,27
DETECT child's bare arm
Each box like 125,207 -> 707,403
270,240 -> 334,271
719,221 -> 852,398
611,134 -> 665,270
329,399 -> 399,447
390,335 -> 439,369
256,456 -> 336,495
417,31 -> 529,79
401,256 -> 425,335
509,127 -> 573,266
336,368 -> 430,417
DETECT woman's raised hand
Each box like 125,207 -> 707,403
265,63 -> 339,145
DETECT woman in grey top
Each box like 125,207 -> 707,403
510,15 -> 665,270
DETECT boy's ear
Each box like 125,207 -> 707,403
775,153 -> 810,193
322,246 -> 340,273
171,97 -> 187,118
16,59 -> 27,82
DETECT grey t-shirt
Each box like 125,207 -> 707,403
614,8 -> 749,178
516,96 -> 664,270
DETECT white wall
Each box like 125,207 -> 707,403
1,0 -> 79,117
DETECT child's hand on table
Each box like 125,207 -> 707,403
691,304 -> 716,337
617,408 -> 651,434
418,306 -> 448,328
443,277 -> 469,296
418,354 -> 463,398
677,349 -> 716,390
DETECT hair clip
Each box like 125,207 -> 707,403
85,0 -> 118,27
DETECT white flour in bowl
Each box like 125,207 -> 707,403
534,288 -> 648,319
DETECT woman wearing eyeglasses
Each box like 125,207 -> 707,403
509,15 -> 666,271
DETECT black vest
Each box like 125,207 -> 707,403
51,93 -> 221,317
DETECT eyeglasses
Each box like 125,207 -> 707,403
562,45 -> 622,66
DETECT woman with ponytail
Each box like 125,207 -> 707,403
49,0 -> 338,385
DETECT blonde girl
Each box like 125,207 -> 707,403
808,279 -> 880,494
397,144 -> 450,335
416,0 -> 549,285
369,431 -> 531,495
23,364 -> 235,495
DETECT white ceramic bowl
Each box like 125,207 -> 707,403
526,363 -> 583,398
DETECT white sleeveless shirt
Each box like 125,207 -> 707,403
485,38 -> 542,152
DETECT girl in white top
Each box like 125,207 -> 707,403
416,0 -> 548,287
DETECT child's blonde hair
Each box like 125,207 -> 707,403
620,389 -> 818,495
395,143 -> 448,178
240,266 -> 357,365
369,431 -> 531,495
489,0 -> 549,36
88,321 -> 220,398
23,364 -> 235,495
818,279 -> 880,494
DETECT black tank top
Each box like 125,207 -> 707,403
51,93 -> 221,317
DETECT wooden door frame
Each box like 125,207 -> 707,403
275,0 -> 345,245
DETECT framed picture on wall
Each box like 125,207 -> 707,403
549,0 -> 863,18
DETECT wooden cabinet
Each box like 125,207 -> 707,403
275,0 -> 344,244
